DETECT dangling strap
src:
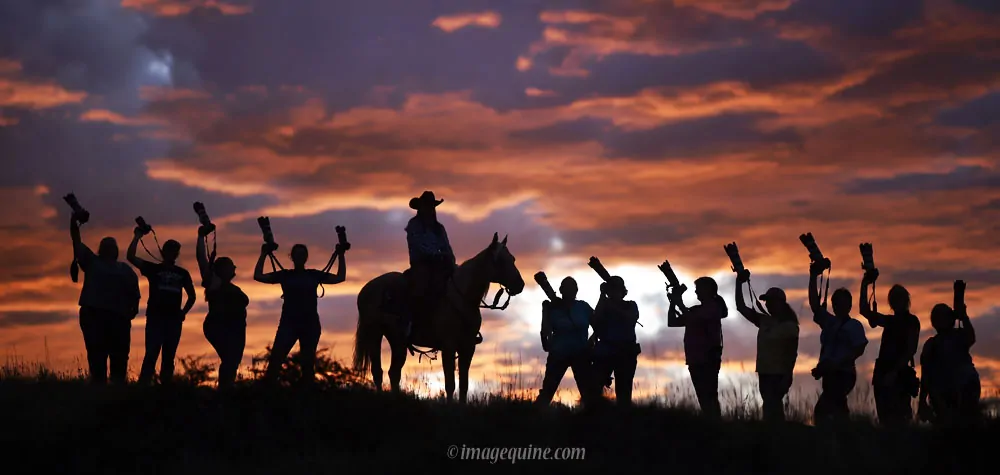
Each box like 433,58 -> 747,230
819,264 -> 832,308
317,249 -> 340,299
747,278 -> 770,316
139,228 -> 163,263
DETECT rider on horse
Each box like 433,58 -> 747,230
404,191 -> 456,338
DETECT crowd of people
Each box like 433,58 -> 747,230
62,190 -> 982,426
533,249 -> 982,427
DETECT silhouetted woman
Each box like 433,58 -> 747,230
860,271 -> 920,427
918,280 -> 980,426
735,270 -> 798,422
591,276 -> 640,406
255,243 -> 346,383
197,225 -> 249,388
668,276 -> 727,419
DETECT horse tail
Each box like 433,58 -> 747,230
353,284 -> 377,375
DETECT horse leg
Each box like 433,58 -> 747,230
458,343 -> 476,403
442,348 -> 457,402
388,340 -> 407,393
370,337 -> 384,391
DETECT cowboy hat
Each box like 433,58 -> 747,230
409,191 -> 444,210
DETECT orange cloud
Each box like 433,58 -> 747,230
0,60 -> 87,110
431,11 -> 502,33
121,0 -> 252,16
79,109 -> 165,127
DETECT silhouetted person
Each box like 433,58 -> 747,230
534,274 -> 601,407
809,262 -> 867,424
735,270 -> 798,422
255,242 -> 346,383
592,276 -> 640,406
668,277 -> 726,419
859,271 -> 920,427
128,231 -> 195,385
70,213 -> 140,384
197,225 -> 249,388
918,280 -> 980,427
404,191 -> 455,337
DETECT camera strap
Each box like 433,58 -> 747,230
266,251 -> 285,272
868,280 -> 878,314
746,279 -> 770,316
140,228 -> 163,263
819,264 -> 831,307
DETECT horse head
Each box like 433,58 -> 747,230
487,232 -> 524,296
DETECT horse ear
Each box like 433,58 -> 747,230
502,234 -> 508,246
492,232 -> 499,245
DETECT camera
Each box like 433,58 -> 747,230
860,242 -> 875,273
335,225 -> 351,251
657,259 -> 683,290
800,232 -> 830,270
135,216 -> 152,236
724,242 -> 744,273
63,193 -> 89,224
258,216 -> 277,250
193,202 -> 216,233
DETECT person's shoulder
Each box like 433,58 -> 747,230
575,300 -> 594,311
906,313 -> 921,327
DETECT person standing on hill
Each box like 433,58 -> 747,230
534,273 -> 601,408
859,270 -> 920,427
70,213 -> 141,385
809,261 -> 867,425
128,230 -> 196,385
734,270 -> 799,422
196,224 -> 249,388
592,276 -> 641,406
668,276 -> 727,419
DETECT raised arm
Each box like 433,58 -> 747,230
666,289 -> 688,327
126,229 -> 148,269
195,228 -> 215,288
808,263 -> 825,323
254,245 -> 279,284
734,271 -> 761,327
954,280 -> 975,347
319,248 -> 346,285
69,215 -> 94,269
858,271 -> 887,328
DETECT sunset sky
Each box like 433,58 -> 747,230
1,0 -> 999,406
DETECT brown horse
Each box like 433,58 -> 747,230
353,233 -> 524,402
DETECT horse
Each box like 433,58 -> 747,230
353,232 -> 524,402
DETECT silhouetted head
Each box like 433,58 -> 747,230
161,240 -> 181,264
759,287 -> 791,318
931,303 -> 956,333
410,191 -> 442,221
605,276 -> 627,301
888,284 -> 910,314
488,233 -> 524,295
98,237 -> 118,260
559,277 -> 578,301
832,288 -> 852,316
290,244 -> 308,267
213,257 -> 236,282
694,277 -> 719,304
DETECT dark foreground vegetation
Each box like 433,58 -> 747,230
0,355 -> 997,475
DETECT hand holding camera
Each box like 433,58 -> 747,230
64,193 -> 90,224
134,216 -> 152,237
335,225 -> 351,254
801,233 -> 831,273
258,216 -> 277,252
736,268 -> 751,283
193,202 -> 216,234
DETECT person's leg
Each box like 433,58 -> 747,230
79,307 -> 107,385
834,370 -> 857,421
220,325 -> 247,387
265,321 -> 298,381
959,378 -> 982,425
138,317 -> 163,385
759,374 -> 781,422
159,319 -> 183,384
569,353 -> 602,407
614,353 -> 637,406
108,315 -> 132,384
536,354 -> 570,406
297,317 -> 322,383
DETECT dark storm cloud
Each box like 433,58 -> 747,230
602,113 -> 801,159
956,0 -> 1000,13
936,92 -> 1000,128
891,269 -> 1000,287
546,39 -> 844,101
833,53 -> 1000,102
769,0 -> 925,37
0,310 -> 76,328
507,117 -> 615,145
0,114 -> 277,228
840,166 -> 1000,195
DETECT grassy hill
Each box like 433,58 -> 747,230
0,357 -> 997,475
